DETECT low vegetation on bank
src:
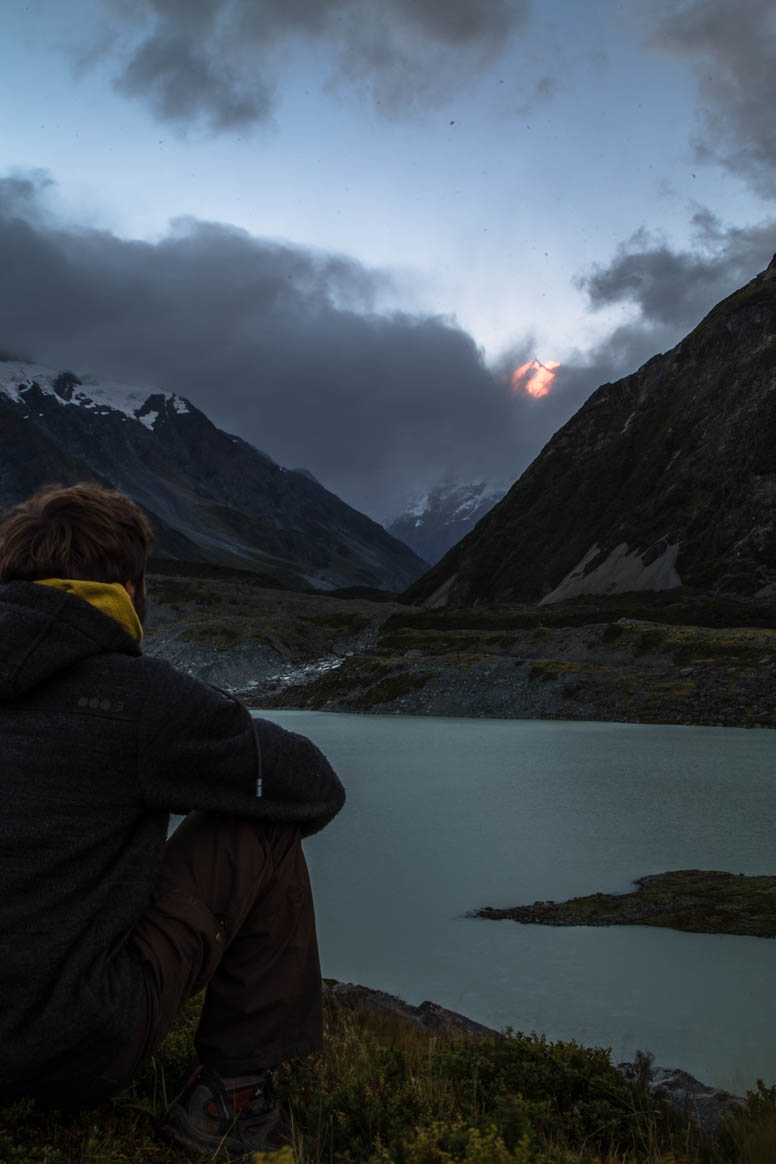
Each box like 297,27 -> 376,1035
142,563 -> 776,726
259,594 -> 776,726
476,870 -> 776,938
3,991 -> 776,1164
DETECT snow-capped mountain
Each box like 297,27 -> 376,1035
0,361 -> 426,591
385,479 -> 508,565
0,362 -> 188,421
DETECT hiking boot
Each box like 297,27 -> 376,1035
159,1065 -> 286,1159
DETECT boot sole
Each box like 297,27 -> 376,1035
159,1103 -> 285,1159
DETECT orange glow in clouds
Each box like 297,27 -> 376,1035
510,359 -> 560,397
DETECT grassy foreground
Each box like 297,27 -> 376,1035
2,994 -> 776,1164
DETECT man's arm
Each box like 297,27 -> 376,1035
138,660 -> 345,835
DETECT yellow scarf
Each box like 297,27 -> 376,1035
35,578 -> 143,643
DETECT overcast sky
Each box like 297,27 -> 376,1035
2,0 -> 775,519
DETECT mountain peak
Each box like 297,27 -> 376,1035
405,259 -> 776,606
0,359 -> 180,424
0,357 -> 426,590
386,478 -> 508,565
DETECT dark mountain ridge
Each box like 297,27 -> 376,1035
0,362 -> 426,591
406,255 -> 776,607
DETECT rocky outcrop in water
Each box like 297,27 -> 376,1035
474,870 -> 776,938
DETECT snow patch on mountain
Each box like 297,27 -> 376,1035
0,360 -> 188,424
407,493 -> 430,521
0,355 -> 428,591
386,478 -> 510,565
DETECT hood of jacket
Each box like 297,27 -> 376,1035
0,581 -> 142,699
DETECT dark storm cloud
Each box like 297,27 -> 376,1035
97,0 -> 529,129
482,212 -> 776,477
0,174 -> 540,519
566,211 -> 776,414
579,212 -> 776,331
643,0 -> 776,196
115,27 -> 274,129
0,172 -> 55,223
10,179 -> 769,524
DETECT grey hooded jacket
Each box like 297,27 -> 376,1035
0,581 -> 345,1093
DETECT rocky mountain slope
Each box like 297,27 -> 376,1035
385,478 -> 507,564
0,361 -> 426,590
406,255 -> 776,607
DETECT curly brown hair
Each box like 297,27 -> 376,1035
0,483 -> 153,599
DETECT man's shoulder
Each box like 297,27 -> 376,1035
68,650 -> 238,717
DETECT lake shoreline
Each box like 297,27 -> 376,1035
324,979 -> 746,1135
257,710 -> 776,1094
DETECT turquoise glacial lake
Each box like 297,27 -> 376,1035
258,711 -> 776,1095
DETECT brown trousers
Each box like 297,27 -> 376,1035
92,813 -> 323,1102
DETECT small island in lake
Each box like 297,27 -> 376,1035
475,870 -> 776,938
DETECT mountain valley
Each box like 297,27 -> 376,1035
5,259 -> 776,731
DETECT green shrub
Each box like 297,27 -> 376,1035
633,629 -> 667,656
713,1080 -> 776,1164
4,991 -> 766,1163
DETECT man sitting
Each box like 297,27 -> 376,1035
0,482 -> 345,1157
